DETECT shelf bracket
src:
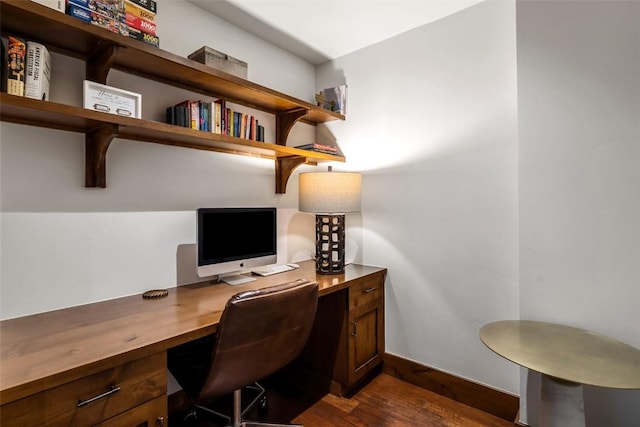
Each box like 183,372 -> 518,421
86,42 -> 119,84
86,123 -> 118,188
275,107 -> 308,146
275,156 -> 308,194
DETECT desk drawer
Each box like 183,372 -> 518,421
1,352 -> 166,427
96,395 -> 166,427
349,274 -> 384,310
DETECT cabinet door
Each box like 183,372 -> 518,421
348,277 -> 385,385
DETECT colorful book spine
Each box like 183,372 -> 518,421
124,0 -> 155,22
25,41 -> 51,101
167,98 -> 264,139
66,0 -> 128,37
126,13 -> 157,35
190,101 -> 200,130
200,101 -> 211,132
127,0 -> 156,13
6,36 -> 26,96
295,143 -> 339,152
124,0 -> 158,47
127,27 -> 159,47
213,100 -> 222,134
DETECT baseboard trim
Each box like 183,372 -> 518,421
513,410 -> 530,426
383,352 -> 519,423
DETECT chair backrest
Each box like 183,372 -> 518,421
197,279 -> 319,402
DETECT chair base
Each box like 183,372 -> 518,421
190,383 -> 301,427
240,423 -> 302,427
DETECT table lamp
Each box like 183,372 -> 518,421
299,167 -> 361,274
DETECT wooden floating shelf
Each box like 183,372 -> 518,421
0,0 -> 346,193
0,94 -> 345,190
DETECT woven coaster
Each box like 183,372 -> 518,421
142,289 -> 169,299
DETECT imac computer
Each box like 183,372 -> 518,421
196,207 -> 277,284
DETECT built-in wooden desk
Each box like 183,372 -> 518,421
0,261 -> 386,426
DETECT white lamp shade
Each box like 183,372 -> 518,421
299,171 -> 362,214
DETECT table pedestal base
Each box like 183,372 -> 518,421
539,375 -> 585,427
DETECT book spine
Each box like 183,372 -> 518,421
174,100 -> 190,127
166,105 -> 176,125
127,0 -> 157,14
124,0 -> 155,22
295,143 -> 338,152
1,37 -> 6,93
213,101 -> 222,134
234,111 -> 241,137
67,0 -> 90,7
25,41 -> 51,101
190,101 -> 200,130
66,3 -> 92,22
241,113 -> 247,139
176,105 -> 187,127
249,116 -> 255,140
67,1 -> 128,37
126,13 -> 156,35
127,27 -> 159,47
201,102 -> 210,132
257,124 -> 264,142
308,148 -> 339,155
6,36 -> 26,96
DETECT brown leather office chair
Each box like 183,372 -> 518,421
169,279 -> 319,427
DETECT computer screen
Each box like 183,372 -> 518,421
196,207 -> 277,278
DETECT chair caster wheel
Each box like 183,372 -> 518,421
182,409 -> 197,425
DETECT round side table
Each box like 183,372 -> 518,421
480,320 -> 640,427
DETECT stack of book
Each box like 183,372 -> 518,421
166,99 -> 265,142
2,36 -> 51,101
294,143 -> 340,155
315,84 -> 347,115
66,0 -> 129,37
125,0 -> 159,47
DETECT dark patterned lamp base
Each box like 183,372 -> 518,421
315,214 -> 345,274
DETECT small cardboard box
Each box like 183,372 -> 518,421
188,47 -> 248,79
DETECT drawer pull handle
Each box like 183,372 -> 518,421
362,287 -> 377,294
77,385 -> 121,407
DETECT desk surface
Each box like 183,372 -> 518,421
0,260 -> 386,405
480,320 -> 640,389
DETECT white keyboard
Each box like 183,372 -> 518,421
222,274 -> 256,285
252,264 -> 295,276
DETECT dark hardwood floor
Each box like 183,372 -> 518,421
169,373 -> 513,427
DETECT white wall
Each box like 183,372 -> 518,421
517,1 -> 640,425
0,0 -> 319,319
4,0 -> 637,423
316,0 -> 520,394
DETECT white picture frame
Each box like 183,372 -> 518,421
83,80 -> 142,119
